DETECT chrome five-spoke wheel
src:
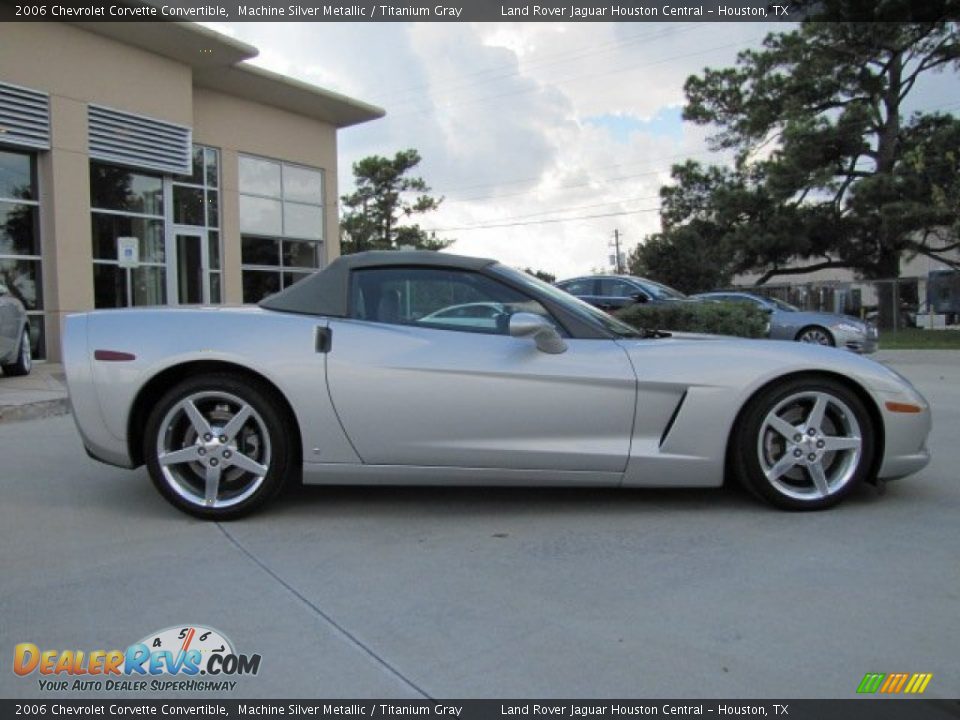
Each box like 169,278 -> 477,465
157,391 -> 272,509
758,391 -> 862,501
734,378 -> 875,510
145,374 -> 292,519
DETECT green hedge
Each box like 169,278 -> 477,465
615,302 -> 769,339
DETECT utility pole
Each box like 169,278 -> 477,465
610,229 -> 624,274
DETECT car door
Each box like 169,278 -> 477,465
597,278 -> 648,311
325,266 -> 637,474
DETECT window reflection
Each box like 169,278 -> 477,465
90,163 -> 163,215
239,155 -> 324,302
173,186 -> 204,226
239,156 -> 282,198
0,202 -> 39,256
0,258 -> 41,311
91,215 -> 164,263
0,151 -> 34,201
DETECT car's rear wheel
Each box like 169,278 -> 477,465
796,325 -> 834,346
144,373 -> 292,519
732,377 -> 875,510
2,327 -> 32,376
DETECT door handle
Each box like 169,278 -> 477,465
315,327 -> 332,353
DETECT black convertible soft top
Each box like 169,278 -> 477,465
258,250 -> 497,317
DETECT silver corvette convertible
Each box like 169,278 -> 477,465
63,251 -> 931,519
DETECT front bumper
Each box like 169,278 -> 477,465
836,325 -> 878,354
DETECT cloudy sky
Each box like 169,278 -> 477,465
203,21 -> 957,279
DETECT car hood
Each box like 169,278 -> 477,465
615,333 -> 913,397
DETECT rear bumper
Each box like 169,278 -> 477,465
63,314 -> 135,469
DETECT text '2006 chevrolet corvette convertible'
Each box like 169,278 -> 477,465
63,251 -> 931,519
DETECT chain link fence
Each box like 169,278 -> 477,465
733,271 -> 960,331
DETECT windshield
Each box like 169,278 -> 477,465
766,296 -> 799,312
639,279 -> 687,301
493,265 -> 645,338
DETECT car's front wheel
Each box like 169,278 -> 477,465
796,325 -> 834,346
144,373 -> 293,519
2,327 -> 32,376
732,377 -> 876,510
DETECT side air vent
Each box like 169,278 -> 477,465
0,81 -> 50,150
88,104 -> 191,175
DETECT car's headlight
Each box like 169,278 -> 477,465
835,322 -> 865,335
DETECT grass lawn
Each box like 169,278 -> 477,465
880,328 -> 960,350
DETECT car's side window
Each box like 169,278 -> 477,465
599,279 -> 640,298
350,267 -> 558,335
720,295 -> 753,305
558,279 -> 594,296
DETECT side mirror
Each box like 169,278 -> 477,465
509,312 -> 567,354
630,292 -> 648,303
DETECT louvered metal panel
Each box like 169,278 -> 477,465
88,104 -> 191,175
0,81 -> 50,150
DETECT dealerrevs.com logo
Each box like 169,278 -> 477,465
13,625 -> 261,693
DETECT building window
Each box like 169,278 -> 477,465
239,155 -> 324,303
172,146 -> 221,303
90,145 -> 221,309
0,148 -> 45,358
90,162 -> 166,309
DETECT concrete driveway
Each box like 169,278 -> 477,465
1,350 -> 957,699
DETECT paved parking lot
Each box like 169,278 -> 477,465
1,350 -> 958,699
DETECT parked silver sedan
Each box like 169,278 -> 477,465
0,281 -> 31,376
693,291 -> 878,354
63,251 -> 928,519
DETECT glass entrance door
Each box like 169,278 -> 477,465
172,229 -> 208,305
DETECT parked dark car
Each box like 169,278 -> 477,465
555,275 -> 689,313
0,281 -> 32,376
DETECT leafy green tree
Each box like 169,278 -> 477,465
642,13 -> 960,325
628,225 -> 733,294
340,149 -> 450,254
523,267 -> 556,284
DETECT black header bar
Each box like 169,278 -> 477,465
1,0 -> 958,22
2,700 -> 960,719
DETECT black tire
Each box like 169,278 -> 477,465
795,325 -> 835,347
2,327 -> 32,377
732,376 -> 876,510
143,373 -> 293,520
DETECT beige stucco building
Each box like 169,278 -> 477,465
0,20 -> 383,360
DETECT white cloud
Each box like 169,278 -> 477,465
203,21 -> 955,280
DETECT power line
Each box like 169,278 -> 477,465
439,166 -> 679,205
423,207 -> 660,233
456,193 -> 662,222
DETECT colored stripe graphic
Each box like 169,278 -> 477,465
857,673 -> 885,693
904,673 -> 933,694
858,672 -> 932,694
880,673 -> 908,693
